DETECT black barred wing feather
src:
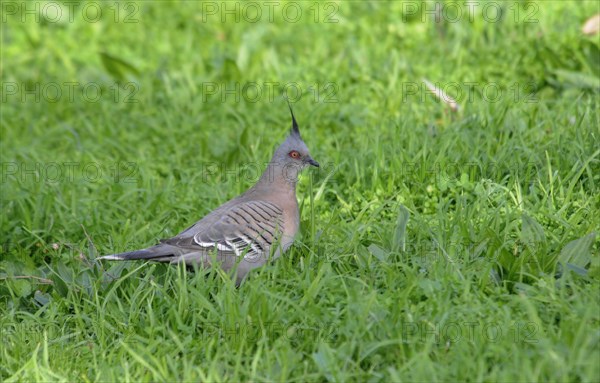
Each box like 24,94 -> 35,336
165,201 -> 284,260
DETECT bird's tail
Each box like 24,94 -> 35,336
97,244 -> 177,262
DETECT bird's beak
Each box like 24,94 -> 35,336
306,157 -> 320,167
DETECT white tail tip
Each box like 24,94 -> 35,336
97,255 -> 125,261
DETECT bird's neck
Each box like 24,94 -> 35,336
253,161 -> 299,194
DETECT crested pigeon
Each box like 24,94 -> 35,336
98,105 -> 319,284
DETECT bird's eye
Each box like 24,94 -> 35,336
289,150 -> 300,159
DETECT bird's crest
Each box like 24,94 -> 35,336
287,100 -> 301,137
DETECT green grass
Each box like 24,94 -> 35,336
1,1 -> 599,381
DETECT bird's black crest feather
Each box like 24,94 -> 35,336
287,100 -> 300,136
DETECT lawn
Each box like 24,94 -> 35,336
1,1 -> 599,382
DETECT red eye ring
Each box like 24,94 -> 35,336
289,150 -> 300,159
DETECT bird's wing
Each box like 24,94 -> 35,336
163,200 -> 284,260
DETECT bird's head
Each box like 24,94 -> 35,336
274,103 -> 319,167
265,103 -> 319,185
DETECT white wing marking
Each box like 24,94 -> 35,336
194,239 -> 233,252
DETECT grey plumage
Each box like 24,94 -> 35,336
98,105 -> 319,284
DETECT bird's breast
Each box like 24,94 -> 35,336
282,198 -> 300,236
